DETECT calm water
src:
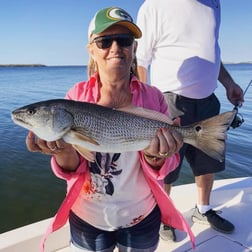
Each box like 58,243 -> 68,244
0,65 -> 252,234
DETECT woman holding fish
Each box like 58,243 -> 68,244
25,7 -> 195,252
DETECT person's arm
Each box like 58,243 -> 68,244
137,65 -> 148,83
53,146 -> 80,171
136,2 -> 154,84
218,62 -> 244,106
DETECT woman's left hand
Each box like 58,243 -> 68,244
144,128 -> 183,158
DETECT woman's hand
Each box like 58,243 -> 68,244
26,131 -> 67,155
143,126 -> 183,169
26,131 -> 80,171
144,128 -> 183,158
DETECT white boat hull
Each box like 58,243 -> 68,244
1,177 -> 251,252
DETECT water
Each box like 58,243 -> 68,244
0,64 -> 252,234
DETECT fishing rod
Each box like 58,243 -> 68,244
243,79 -> 252,97
230,79 -> 252,129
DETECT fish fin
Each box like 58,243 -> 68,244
73,145 -> 95,162
69,129 -> 100,146
116,105 -> 173,124
184,110 -> 236,162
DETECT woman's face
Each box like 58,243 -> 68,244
88,25 -> 137,77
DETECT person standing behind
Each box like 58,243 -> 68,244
136,0 -> 244,242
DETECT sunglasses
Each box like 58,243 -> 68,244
91,34 -> 134,49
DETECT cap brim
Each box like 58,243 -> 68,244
117,21 -> 142,38
92,20 -> 142,38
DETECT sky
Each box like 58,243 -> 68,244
1,0 -> 251,66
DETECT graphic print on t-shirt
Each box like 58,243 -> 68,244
88,153 -> 122,197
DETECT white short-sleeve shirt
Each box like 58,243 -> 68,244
136,0 -> 221,99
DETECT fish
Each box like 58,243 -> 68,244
11,99 -> 236,162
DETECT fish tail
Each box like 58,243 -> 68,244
184,110 -> 236,162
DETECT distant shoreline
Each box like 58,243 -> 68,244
0,62 -> 251,67
0,64 -> 46,67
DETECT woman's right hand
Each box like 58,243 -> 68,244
26,131 -> 80,171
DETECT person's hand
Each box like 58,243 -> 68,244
144,128 -> 183,159
226,82 -> 244,107
26,131 -> 71,155
26,131 -> 80,171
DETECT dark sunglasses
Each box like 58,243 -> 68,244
91,34 -> 134,49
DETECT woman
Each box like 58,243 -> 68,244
26,7 -> 194,252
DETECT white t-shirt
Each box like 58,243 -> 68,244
136,0 -> 221,99
72,152 -> 156,230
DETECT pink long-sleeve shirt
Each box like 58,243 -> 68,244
40,75 -> 195,251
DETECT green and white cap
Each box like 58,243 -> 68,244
88,7 -> 142,38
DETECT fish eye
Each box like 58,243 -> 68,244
26,109 -> 36,115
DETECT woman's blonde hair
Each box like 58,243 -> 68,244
87,57 -> 97,78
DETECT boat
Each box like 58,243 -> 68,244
0,177 -> 251,252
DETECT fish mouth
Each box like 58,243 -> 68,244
11,114 -> 32,128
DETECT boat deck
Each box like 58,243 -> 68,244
1,177 -> 252,252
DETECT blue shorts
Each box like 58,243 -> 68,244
163,92 -> 225,184
69,205 -> 161,252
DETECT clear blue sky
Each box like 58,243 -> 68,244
1,0 -> 251,65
